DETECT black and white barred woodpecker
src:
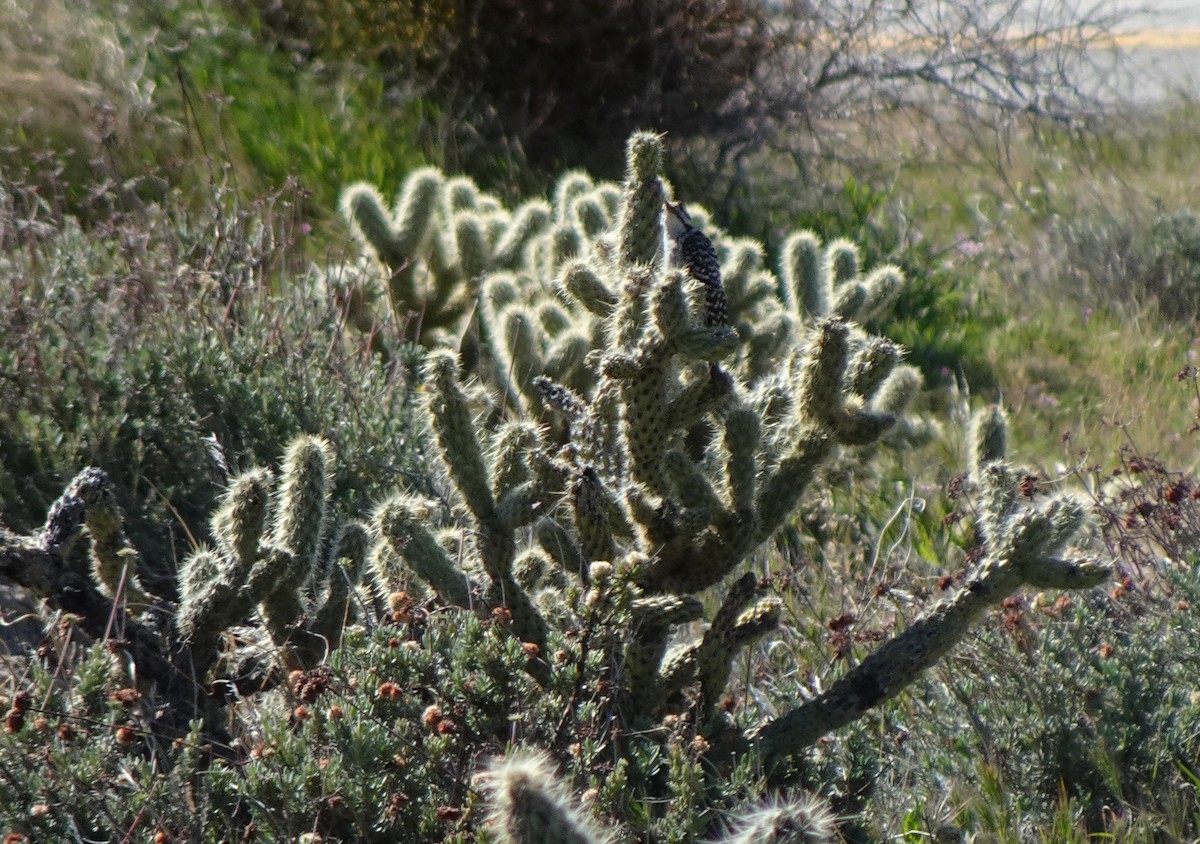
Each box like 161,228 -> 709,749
665,201 -> 727,328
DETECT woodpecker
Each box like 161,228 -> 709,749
665,201 -> 727,328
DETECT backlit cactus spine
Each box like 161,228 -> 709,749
480,751 -> 838,844
484,753 -> 605,844
341,170 -> 441,322
717,794 -> 838,844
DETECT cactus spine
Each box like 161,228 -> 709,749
716,794 -> 837,843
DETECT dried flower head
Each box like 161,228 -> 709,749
422,704 -> 443,729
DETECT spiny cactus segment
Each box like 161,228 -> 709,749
483,752 -> 606,844
717,793 -> 838,844
176,435 -> 371,673
479,752 -> 838,844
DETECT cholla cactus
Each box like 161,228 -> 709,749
335,133 -> 914,415
59,467 -> 149,610
361,133 -> 1107,759
0,467 -> 148,616
373,350 -> 570,649
176,435 -> 370,673
0,467 -> 164,705
750,405 -> 1108,769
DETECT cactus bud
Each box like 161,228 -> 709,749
211,467 -> 273,579
969,404 -> 1008,482
860,264 -> 904,321
553,171 -> 595,221
455,212 -> 491,281
825,238 -> 860,285
618,132 -> 666,270
559,261 -> 616,316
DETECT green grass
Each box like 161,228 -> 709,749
0,0 -> 431,229
151,7 -> 431,218
847,99 -> 1200,471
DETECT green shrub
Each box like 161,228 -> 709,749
0,178 -> 430,578
864,435 -> 1200,840
1051,201 -> 1200,321
235,0 -> 457,65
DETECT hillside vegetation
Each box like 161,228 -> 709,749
3,2 -> 1200,841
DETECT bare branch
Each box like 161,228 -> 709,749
705,0 -> 1131,177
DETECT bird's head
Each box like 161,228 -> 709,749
664,200 -> 694,241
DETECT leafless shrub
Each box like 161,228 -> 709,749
678,0 -> 1132,207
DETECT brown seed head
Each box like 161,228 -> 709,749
110,688 -> 141,706
422,704 -> 442,729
